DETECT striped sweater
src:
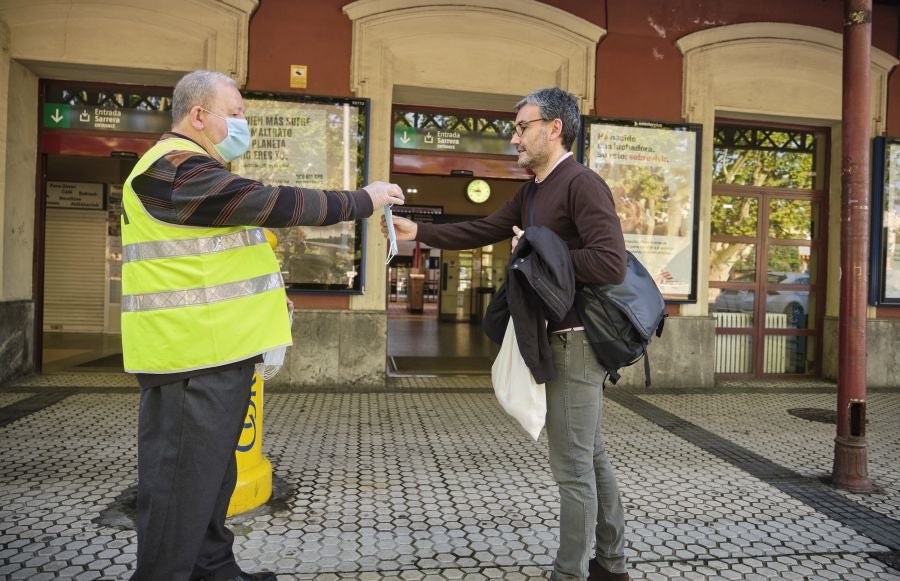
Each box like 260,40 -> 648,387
129,132 -> 373,228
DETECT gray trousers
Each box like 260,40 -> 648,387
131,363 -> 254,581
547,331 -> 627,580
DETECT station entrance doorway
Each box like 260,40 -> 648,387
36,80 -> 170,372
385,106 -> 529,375
385,175 -> 524,375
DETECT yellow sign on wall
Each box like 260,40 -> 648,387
290,65 -> 308,89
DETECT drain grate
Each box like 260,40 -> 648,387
787,407 -> 837,424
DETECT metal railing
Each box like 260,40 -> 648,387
714,312 -> 788,373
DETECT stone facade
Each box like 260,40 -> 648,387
0,300 -> 33,385
268,310 -> 388,388
823,316 -> 900,388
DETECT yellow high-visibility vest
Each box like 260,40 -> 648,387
120,137 -> 292,373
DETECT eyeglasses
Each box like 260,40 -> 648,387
513,118 -> 550,137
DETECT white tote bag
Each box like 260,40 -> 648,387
491,319 -> 546,440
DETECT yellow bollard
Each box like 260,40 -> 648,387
228,227 -> 279,516
227,373 -> 273,516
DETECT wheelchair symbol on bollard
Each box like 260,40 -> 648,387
236,389 -> 257,452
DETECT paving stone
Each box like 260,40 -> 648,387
1,380 -> 900,579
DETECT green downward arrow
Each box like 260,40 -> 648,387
43,104 -> 70,128
393,125 -> 417,148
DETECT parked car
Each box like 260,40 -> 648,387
713,272 -> 809,326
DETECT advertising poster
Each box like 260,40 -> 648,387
878,139 -> 900,302
231,95 -> 368,292
583,119 -> 701,301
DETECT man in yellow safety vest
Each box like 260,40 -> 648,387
122,69 -> 404,581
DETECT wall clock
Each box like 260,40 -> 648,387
466,179 -> 491,204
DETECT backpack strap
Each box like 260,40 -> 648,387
642,344 -> 651,388
606,368 -> 621,386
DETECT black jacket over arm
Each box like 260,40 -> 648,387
482,226 -> 575,384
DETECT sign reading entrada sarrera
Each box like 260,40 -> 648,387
393,109 -> 518,156
43,103 -> 171,134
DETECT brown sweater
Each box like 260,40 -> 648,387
417,155 -> 626,331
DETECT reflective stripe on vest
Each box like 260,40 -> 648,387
122,272 -> 283,312
123,228 -> 268,263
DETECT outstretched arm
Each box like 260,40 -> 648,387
132,153 -> 403,228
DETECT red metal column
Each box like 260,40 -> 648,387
832,0 -> 874,492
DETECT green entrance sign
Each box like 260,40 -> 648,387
42,103 -> 170,134
394,125 -> 417,149
44,104 -> 71,128
392,112 -> 518,156
392,123 -> 515,155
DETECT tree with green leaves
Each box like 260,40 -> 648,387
710,132 -> 816,282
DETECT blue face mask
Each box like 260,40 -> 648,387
202,108 -> 250,162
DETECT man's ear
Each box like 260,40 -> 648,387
189,106 -> 205,131
550,118 -> 564,141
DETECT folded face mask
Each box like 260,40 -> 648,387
384,205 -> 398,265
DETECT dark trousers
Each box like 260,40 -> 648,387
131,364 -> 254,581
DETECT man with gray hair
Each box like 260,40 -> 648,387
124,70 -> 403,581
386,87 -> 630,580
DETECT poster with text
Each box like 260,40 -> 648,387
231,95 -> 368,292
583,119 -> 701,301
881,140 -> 900,301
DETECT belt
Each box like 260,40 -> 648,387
551,326 -> 585,335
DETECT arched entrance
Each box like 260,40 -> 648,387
676,23 -> 898,380
343,0 -> 604,374
0,0 -> 257,378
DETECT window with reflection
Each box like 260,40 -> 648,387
709,242 -> 757,284
711,195 -> 758,236
769,199 -> 815,239
710,123 -> 825,376
713,126 -> 826,190
767,246 -> 816,281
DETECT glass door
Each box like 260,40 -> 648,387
709,124 -> 828,377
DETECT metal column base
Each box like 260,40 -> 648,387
832,437 -> 875,493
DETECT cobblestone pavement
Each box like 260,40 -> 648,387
1,373 -> 898,580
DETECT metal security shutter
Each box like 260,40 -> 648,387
43,209 -> 107,332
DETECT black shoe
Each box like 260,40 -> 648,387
226,573 -> 277,581
587,559 -> 630,581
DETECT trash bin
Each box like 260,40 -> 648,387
407,273 -> 425,313
471,286 -> 495,324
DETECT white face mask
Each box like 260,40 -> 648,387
384,205 -> 398,265
201,108 -> 250,162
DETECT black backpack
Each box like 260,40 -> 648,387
575,251 -> 667,387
